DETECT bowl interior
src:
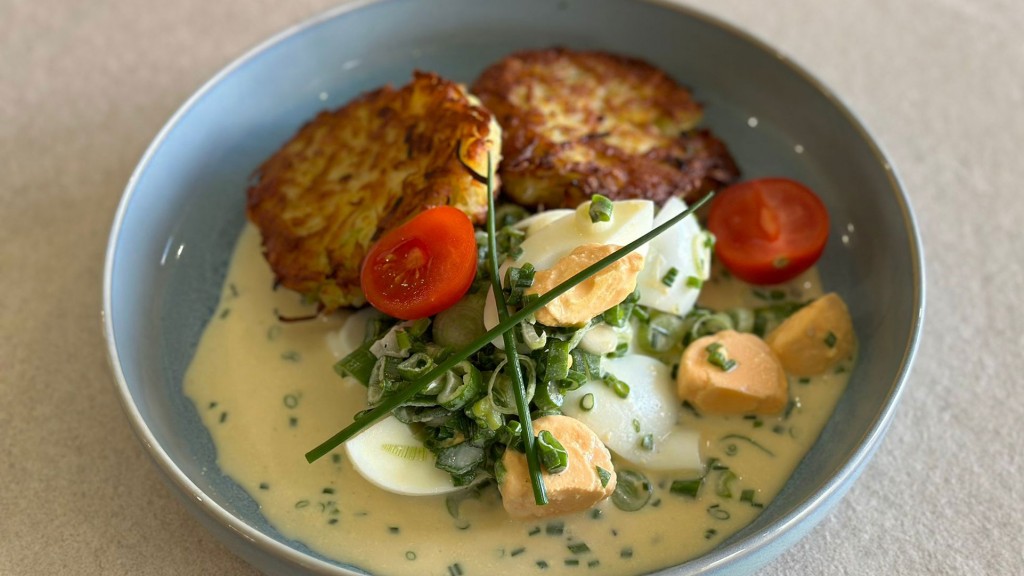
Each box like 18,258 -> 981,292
106,0 -> 921,572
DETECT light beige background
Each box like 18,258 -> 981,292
2,0 -> 1022,574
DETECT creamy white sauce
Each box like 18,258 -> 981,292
184,224 -> 852,575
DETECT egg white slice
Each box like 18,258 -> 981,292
636,196 -> 712,316
346,416 -> 462,496
563,354 -> 699,472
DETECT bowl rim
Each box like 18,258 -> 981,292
102,0 -> 926,573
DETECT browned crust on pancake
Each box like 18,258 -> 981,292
246,71 -> 498,311
471,47 -> 739,208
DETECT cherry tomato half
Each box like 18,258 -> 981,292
706,178 -> 829,285
360,206 -> 478,320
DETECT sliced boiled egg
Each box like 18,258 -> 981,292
346,416 -> 462,496
636,196 -> 712,317
562,354 -> 701,472
326,306 -> 380,359
484,199 -> 654,344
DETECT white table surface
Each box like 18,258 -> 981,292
2,0 -> 1022,574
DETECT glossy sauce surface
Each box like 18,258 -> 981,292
184,223 -> 852,575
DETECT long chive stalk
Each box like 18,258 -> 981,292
483,156 -> 547,505
304,190 -> 716,464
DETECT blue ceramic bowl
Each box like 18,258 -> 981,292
103,0 -> 925,574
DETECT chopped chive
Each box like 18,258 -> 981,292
596,466 -> 612,488
579,393 -> 595,411
824,331 -> 837,348
741,489 -> 764,508
281,350 -> 301,362
288,416 -> 298,428
258,482 -> 270,490
322,487 -> 335,495
510,547 -> 525,557
528,526 -> 542,536
388,526 -> 400,534
564,559 -> 580,566
620,547 -> 634,559
707,504 -> 730,520
219,411 -> 228,423
720,434 -> 776,457
604,374 -> 630,398
218,308 -> 231,319
639,434 -> 654,451
611,341 -> 629,358
536,560 -> 549,569
590,508 -> 603,519
588,559 -> 600,568
632,419 -> 641,433
405,551 -> 416,560
588,194 -> 614,223
685,275 -> 702,289
447,563 -> 463,576
304,190 -> 717,463
283,394 -> 299,408
327,518 -> 338,525
670,477 -> 702,498
631,305 -> 650,322
567,542 -> 591,554
705,342 -> 737,372
295,500 -> 309,509
704,528 -> 718,539
546,521 -> 565,535
483,156 -> 547,506
661,267 -> 679,287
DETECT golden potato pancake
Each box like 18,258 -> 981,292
247,72 -> 501,311
471,48 -> 739,208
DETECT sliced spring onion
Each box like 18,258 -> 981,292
469,395 -> 503,431
603,373 -> 631,398
435,442 -> 485,486
705,342 -> 737,372
304,190 -> 715,464
544,339 -> 572,381
537,430 -> 569,474
519,322 -> 547,351
436,361 -> 483,410
431,292 -> 486,350
611,470 -> 653,512
728,307 -> 755,333
715,469 -> 738,498
333,341 -> 376,385
533,380 -> 564,412
661,267 -> 679,287
638,312 -> 686,354
396,352 -> 434,380
588,194 -> 614,223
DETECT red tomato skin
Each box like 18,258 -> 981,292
360,206 -> 478,320
707,178 -> 829,285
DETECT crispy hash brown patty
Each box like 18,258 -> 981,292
247,72 -> 500,311
471,48 -> 739,208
